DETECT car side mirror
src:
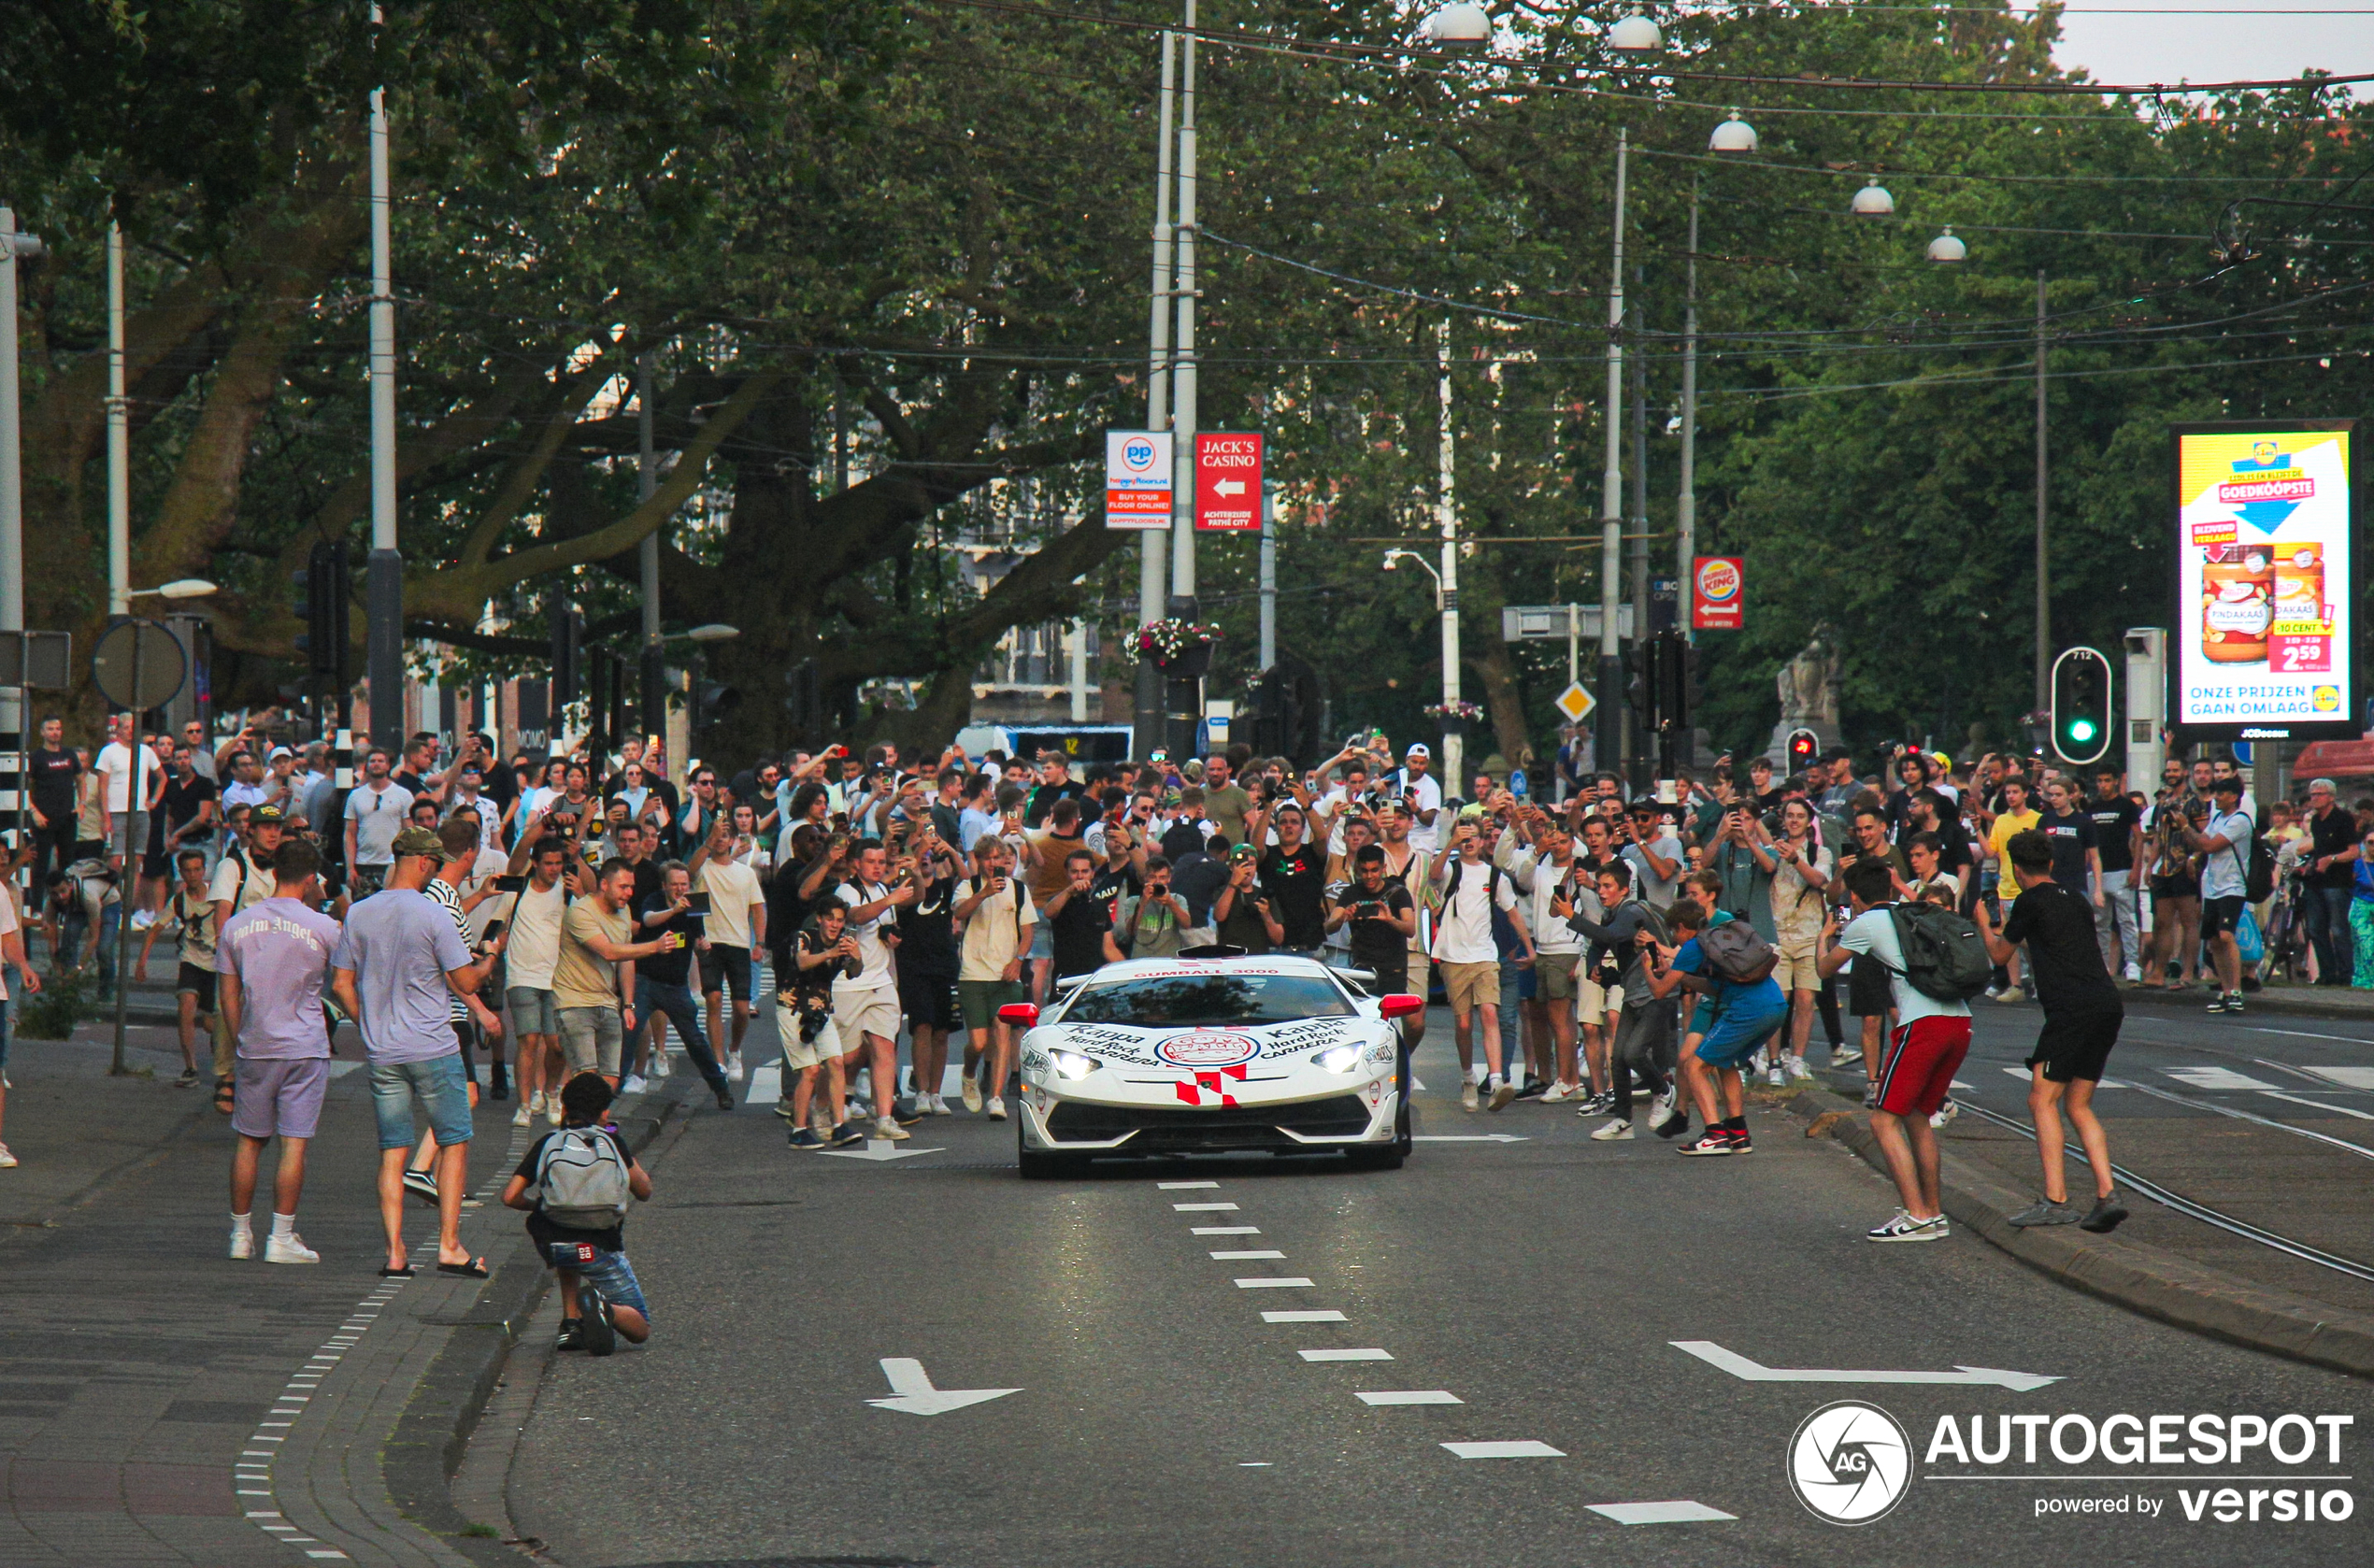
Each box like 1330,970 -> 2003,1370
1378,993 -> 1424,1020
997,1003 -> 1040,1029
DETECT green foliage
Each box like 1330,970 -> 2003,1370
19,968 -> 98,1043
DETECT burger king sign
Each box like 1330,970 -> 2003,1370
1693,556 -> 1744,630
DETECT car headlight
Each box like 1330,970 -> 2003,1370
1315,1044 -> 1365,1075
1049,1049 -> 1100,1080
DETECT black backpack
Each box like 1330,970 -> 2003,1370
2230,814 -> 2274,904
1885,902 -> 1993,1002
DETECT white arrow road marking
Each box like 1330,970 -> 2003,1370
1357,1390 -> 1461,1405
1443,1441 -> 1565,1459
865,1358 -> 1021,1417
822,1139 -> 945,1162
1411,1134 -> 1529,1143
1670,1340 -> 2062,1392
1587,1501 -> 1737,1525
1300,1348 -> 1391,1361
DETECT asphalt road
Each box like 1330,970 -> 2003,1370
501,1006 -> 2374,1568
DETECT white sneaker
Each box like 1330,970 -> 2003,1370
546,1098 -> 565,1126
1650,1090 -> 1675,1126
932,1092 -> 953,1116
962,1074 -> 984,1113
229,1225 -> 254,1260
1787,1055 -> 1813,1081
511,1104 -> 532,1127
1485,1076 -> 1517,1112
1929,1098 -> 1961,1129
0,1142 -> 16,1169
874,1117 -> 911,1142
2123,962 -> 2142,983
651,1053 -> 673,1078
986,1096 -> 1008,1120
1589,1116 -> 1635,1141
622,1074 -> 650,1095
1539,1081 -> 1578,1104
1765,1062 -> 1786,1088
265,1233 -> 321,1265
527,1090 -> 548,1115
728,1055 -> 745,1083
1460,1080 -> 1480,1112
131,908 -> 157,932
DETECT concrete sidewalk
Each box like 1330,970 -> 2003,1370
0,1019 -> 563,1567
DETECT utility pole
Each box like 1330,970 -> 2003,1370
365,6 -> 404,751
1163,0 -> 1202,760
1137,26 -> 1178,761
637,351 -> 665,740
1437,318 -> 1464,795
1595,127 -> 1628,777
1628,291 -> 1650,787
107,224 -> 129,620
1257,483 -> 1277,671
0,207 -> 37,815
1678,178 -> 1700,642
2034,268 -> 2051,720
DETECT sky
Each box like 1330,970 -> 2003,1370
2050,2 -> 2374,88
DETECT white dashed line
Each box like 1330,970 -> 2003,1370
1208,1249 -> 1285,1261
1234,1277 -> 1315,1289
1158,1180 -> 1220,1190
1174,1202 -> 1239,1212
1443,1441 -> 1565,1459
1261,1310 -> 1346,1322
1357,1390 -> 1462,1405
1192,1226 -> 1260,1235
1299,1348 -> 1392,1361
1587,1500 -> 1737,1524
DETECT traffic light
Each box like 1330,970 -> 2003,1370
293,541 -> 348,676
2051,646 -> 2113,765
1651,630 -> 1690,734
1786,727 -> 1819,774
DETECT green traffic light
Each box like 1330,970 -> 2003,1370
2067,718 -> 2097,744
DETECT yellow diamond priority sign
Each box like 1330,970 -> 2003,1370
1554,681 -> 1595,724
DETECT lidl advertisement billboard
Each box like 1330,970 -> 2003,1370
2171,421 -> 2358,742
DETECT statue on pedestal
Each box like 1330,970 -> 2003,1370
1766,624 -> 1844,763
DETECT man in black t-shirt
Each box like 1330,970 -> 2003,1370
2034,778 -> 2101,906
1975,830 -> 2126,1235
1326,845 -> 1417,994
25,715 -> 82,891
1258,804 -> 1327,955
160,746 -> 220,866
632,863 -> 733,1109
1041,848 -> 1123,981
2084,768 -> 2145,981
893,830 -> 964,1114
2297,777 -> 2361,987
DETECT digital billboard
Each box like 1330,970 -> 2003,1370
2170,421 -> 2358,742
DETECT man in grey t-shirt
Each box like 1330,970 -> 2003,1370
331,826 -> 504,1277
220,837 -> 341,1264
1620,801 -> 1686,911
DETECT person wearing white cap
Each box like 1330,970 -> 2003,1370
1396,743 -> 1444,854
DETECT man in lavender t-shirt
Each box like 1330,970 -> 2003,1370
220,837 -> 341,1265
330,826 -> 505,1278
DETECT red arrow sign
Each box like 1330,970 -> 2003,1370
1194,432 -> 1264,531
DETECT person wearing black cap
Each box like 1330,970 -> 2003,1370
2179,776 -> 2257,1014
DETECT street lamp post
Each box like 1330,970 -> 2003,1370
1137,27 -> 1178,762
0,208 -> 41,802
1164,0 -> 1202,762
108,223 -> 130,620
365,5 -> 404,753
637,351 -> 666,739
1435,320 -> 1464,794
1595,127 -> 1629,778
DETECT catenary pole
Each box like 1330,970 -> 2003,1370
1595,128 -> 1628,777
365,7 -> 404,751
1137,28 -> 1177,760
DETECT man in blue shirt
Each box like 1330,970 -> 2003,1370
1646,894 -> 1786,1156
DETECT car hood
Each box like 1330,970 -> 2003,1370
1038,1013 -> 1382,1071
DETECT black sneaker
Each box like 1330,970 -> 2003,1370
1724,1125 -> 1753,1155
1677,1132 -> 1734,1157
829,1121 -> 865,1147
1652,1105 -> 1690,1140
787,1127 -> 825,1149
894,1098 -> 927,1127
714,1087 -> 736,1113
579,1284 -> 618,1358
2224,992 -> 2245,1015
2205,992 -> 2231,1014
174,1066 -> 200,1089
1513,1077 -> 1549,1102
555,1318 -> 586,1352
2079,1195 -> 2131,1233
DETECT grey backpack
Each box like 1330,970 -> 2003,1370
533,1128 -> 632,1229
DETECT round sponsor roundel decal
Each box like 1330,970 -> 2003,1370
1155,1031 -> 1259,1068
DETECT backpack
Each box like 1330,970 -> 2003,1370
533,1127 -> 632,1230
2231,815 -> 2274,904
1698,919 -> 1778,985
1884,902 -> 1994,1002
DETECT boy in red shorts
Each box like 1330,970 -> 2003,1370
1819,856 -> 1972,1242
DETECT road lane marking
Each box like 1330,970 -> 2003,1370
1209,1249 -> 1285,1260
1299,1348 -> 1392,1361
1410,1133 -> 1528,1143
865,1358 -> 1021,1416
822,1139 -> 945,1162
2250,1027 -> 2372,1047
2298,1063 -> 2374,1090
1193,1226 -> 1260,1235
1587,1501 -> 1737,1524
1999,1067 -> 2128,1088
1443,1441 -> 1564,1459
1358,1390 -> 1461,1405
1175,1202 -> 1239,1211
2260,1089 -> 2374,1122
1235,1277 -> 1315,1289
2164,1065 -> 2280,1090
1670,1339 -> 2061,1391
1263,1310 -> 1346,1322
1159,1180 -> 1220,1190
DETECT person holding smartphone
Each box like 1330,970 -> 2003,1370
894,827 -> 963,1115
1326,845 -> 1416,996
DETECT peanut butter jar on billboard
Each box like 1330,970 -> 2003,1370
2169,421 -> 2358,743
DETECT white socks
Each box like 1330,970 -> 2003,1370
271,1212 -> 297,1242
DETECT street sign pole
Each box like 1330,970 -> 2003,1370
111,629 -> 140,1076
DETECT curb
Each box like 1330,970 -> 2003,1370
2109,985 -> 2374,1023
379,1084 -> 689,1563
1790,1087 -> 2374,1381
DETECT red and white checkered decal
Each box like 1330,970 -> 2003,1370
1174,1064 -> 1250,1106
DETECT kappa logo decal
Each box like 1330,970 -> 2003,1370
1155,1031 -> 1260,1067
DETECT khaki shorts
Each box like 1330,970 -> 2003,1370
1774,939 -> 1822,993
1579,976 -> 1625,1018
834,988 -> 902,1045
1439,959 -> 1499,1015
777,1001 -> 849,1071
1534,949 -> 1581,1002
557,1005 -> 623,1077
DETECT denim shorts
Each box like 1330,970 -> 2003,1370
369,1052 -> 474,1150
573,1245 -> 650,1321
507,986 -> 558,1037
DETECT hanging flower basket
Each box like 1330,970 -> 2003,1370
1424,698 -> 1483,737
1136,618 -> 1223,676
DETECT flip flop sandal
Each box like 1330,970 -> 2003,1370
213,1081 -> 236,1115
379,1265 -> 417,1278
436,1257 -> 491,1279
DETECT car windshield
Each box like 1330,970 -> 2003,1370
1060,974 -> 1356,1027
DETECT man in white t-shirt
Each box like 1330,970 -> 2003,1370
692,819 -> 766,1080
1820,856 -> 1972,1242
500,837 -> 570,1127
93,715 -> 164,873
1429,816 -> 1529,1110
953,838 -> 1035,1119
343,748 -> 414,896
2181,775 -> 2257,1014
1508,821 -> 1588,1102
0,867 -> 42,1171
833,843 -> 918,1141
1397,743 -> 1445,853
